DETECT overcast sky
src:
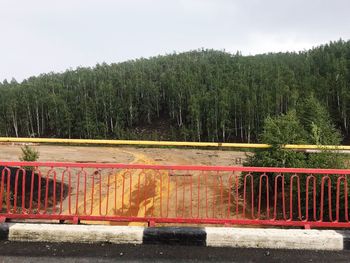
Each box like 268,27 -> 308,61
0,0 -> 349,82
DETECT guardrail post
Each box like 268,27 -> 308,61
148,220 -> 155,227
304,224 -> 311,230
73,216 -> 80,225
0,216 -> 6,223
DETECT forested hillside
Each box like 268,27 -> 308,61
0,39 -> 349,143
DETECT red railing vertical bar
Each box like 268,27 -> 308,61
52,169 -> 57,214
320,175 -> 333,222
13,168 -> 20,213
136,172 -> 141,216
181,172 -> 186,218
289,174 -> 302,221
227,174 -> 233,219
59,168 -> 69,214
219,173 -> 224,218
0,168 -> 9,211
336,176 -> 348,222
104,171 -> 111,216
114,171 -> 119,216
5,168 -> 11,213
88,169 -> 95,216
166,170 -> 170,218
212,172 -> 217,218
142,170 -> 148,217
305,175 -> 315,221
273,173 -> 286,220
196,171 -> 200,218
21,169 -> 26,214
75,169 -> 81,215
159,170 -> 163,218
82,169 -> 88,215
67,169 -> 72,215
235,173 -> 239,219
175,172 -> 178,218
242,173 -> 254,219
205,171 -> 209,219
43,170 -> 50,214
36,168 -> 42,214
151,171 -> 156,218
258,173 -> 269,219
121,171 -> 126,215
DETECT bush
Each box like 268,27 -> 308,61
19,145 -> 39,162
243,97 -> 348,220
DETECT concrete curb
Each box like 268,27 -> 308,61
205,227 -> 343,250
0,223 -> 348,251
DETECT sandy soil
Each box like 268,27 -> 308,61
0,144 -> 250,225
0,144 -> 247,166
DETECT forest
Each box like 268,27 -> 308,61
0,39 -> 349,143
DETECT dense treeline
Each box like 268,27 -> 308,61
0,39 -> 349,142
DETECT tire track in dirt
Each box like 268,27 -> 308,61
73,149 -> 170,226
63,148 -> 243,226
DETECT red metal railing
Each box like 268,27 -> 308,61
0,161 -> 350,228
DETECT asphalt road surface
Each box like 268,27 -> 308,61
0,241 -> 349,262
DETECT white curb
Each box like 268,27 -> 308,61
205,227 -> 343,250
8,223 -> 144,244
0,223 -> 347,251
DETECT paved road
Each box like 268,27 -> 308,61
0,241 -> 349,262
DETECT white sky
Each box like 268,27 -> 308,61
0,0 -> 349,82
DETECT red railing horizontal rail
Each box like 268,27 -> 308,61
1,161 -> 350,174
0,161 -> 350,228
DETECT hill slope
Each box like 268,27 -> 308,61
0,40 -> 349,142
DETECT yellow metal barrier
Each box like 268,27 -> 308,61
0,137 -> 349,150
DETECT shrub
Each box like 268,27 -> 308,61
19,145 -> 39,171
243,97 -> 348,220
19,145 -> 39,162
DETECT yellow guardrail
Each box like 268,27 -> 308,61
0,137 -> 350,150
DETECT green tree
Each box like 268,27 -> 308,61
244,98 -> 347,220
0,40 -> 349,142
296,95 -> 342,145
246,111 -> 307,168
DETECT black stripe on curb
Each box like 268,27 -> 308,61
336,231 -> 350,250
143,227 -> 206,246
0,224 -> 9,240
1,223 -> 350,251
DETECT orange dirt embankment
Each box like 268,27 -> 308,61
0,145 -> 247,225
75,150 -> 166,226
72,150 -> 243,226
